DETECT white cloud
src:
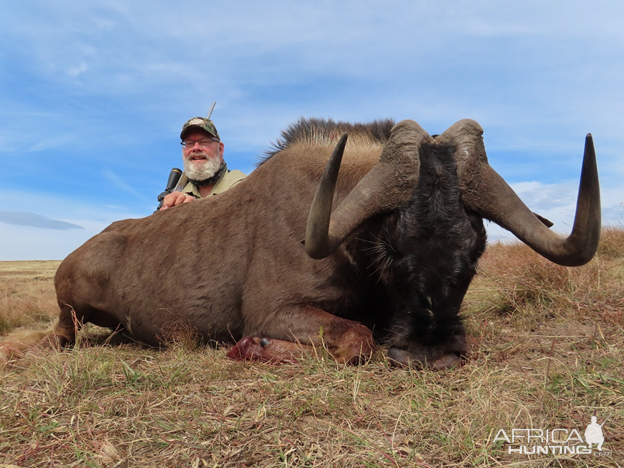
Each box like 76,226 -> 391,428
487,178 -> 623,243
0,187 -> 147,260
0,221 -> 107,261
103,170 -> 152,203
66,62 -> 88,77
25,134 -> 76,153
0,211 -> 83,230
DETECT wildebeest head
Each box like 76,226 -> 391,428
306,119 -> 600,368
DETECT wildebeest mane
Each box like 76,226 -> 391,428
258,117 -> 395,166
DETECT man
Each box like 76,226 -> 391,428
160,117 -> 246,210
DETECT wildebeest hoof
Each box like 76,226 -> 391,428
260,337 -> 271,347
387,347 -> 462,370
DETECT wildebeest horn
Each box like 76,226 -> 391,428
437,119 -> 600,266
306,120 -> 429,259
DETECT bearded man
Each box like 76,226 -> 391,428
160,117 -> 246,210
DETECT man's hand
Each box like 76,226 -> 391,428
160,192 -> 195,210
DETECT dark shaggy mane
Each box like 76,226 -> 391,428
257,117 -> 395,167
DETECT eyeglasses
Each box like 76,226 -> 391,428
181,137 -> 220,148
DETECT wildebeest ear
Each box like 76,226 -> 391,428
306,120 -> 430,259
533,212 -> 553,228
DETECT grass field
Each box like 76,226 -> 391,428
0,230 -> 622,467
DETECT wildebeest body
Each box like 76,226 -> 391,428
13,116 -> 597,369
54,131 -> 386,350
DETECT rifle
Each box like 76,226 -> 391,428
600,414 -> 612,427
207,101 -> 216,120
156,167 -> 183,211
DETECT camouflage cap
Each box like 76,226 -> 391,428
180,117 -> 220,140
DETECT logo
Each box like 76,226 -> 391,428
493,415 -> 612,457
585,415 -> 606,451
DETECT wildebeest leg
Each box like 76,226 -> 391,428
0,303 -> 122,364
0,329 -> 54,363
226,336 -> 313,364
228,306 -> 374,364
52,303 -> 80,347
52,301 -> 124,347
0,304 -> 79,363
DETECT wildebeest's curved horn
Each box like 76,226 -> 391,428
306,120 -> 429,259
437,119 -> 600,266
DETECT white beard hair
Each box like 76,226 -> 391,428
183,152 -> 222,181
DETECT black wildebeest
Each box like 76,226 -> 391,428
0,118 -> 600,369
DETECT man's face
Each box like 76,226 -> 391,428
181,128 -> 225,181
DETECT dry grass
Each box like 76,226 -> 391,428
0,261 -> 60,334
1,231 -> 623,467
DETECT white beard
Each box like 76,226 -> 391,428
183,152 -> 222,181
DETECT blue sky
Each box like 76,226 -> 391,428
1,1 -> 622,260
